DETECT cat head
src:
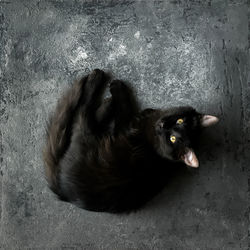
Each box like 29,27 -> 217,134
154,106 -> 218,168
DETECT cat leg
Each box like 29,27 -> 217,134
44,69 -> 109,199
77,76 -> 137,136
87,80 -> 138,135
109,80 -> 138,134
76,69 -> 110,135
43,74 -> 89,192
95,97 -> 115,132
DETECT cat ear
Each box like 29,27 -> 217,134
201,115 -> 219,127
181,148 -> 199,168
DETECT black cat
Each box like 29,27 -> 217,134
43,69 -> 218,213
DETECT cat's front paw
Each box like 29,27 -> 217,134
110,80 -> 128,95
78,69 -> 105,89
87,69 -> 105,83
84,69 -> 110,95
110,79 -> 124,89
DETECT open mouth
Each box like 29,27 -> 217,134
181,148 -> 199,168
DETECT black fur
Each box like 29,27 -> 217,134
43,69 -> 206,213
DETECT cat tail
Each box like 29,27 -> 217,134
43,77 -> 87,196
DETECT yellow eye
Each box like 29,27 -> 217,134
170,135 -> 176,143
177,118 -> 184,125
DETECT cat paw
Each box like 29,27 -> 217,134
78,69 -> 105,89
87,69 -> 105,82
84,69 -> 110,94
110,80 -> 127,95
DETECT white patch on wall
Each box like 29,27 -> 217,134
147,43 -> 152,48
70,47 -> 88,64
119,44 -> 127,55
45,17 -> 89,66
134,31 -> 140,39
108,44 -> 127,61
40,10 -> 56,25
68,23 -> 79,33
3,39 -> 12,70
161,38 -> 219,106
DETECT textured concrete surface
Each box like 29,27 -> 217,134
0,0 -> 249,249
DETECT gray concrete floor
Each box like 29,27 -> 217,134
0,0 -> 249,249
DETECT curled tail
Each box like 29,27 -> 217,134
43,77 -> 87,195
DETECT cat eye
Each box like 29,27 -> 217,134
170,135 -> 176,143
176,118 -> 184,125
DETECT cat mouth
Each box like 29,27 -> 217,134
181,148 -> 199,168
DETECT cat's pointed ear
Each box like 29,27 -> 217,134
201,115 -> 219,127
181,148 -> 199,168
